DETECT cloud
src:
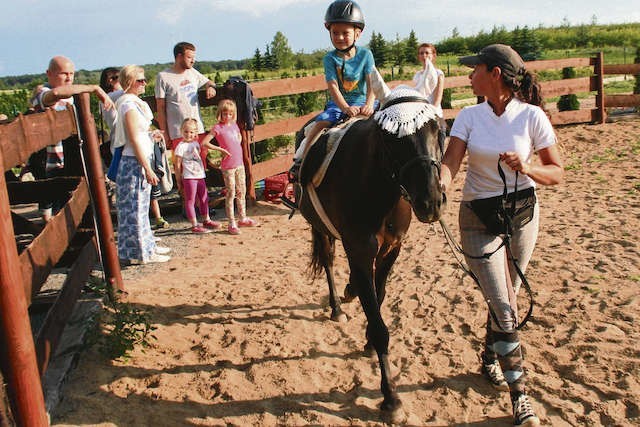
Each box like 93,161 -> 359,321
155,0 -> 322,24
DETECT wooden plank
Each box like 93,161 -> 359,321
526,57 -> 592,71
19,178 -> 89,303
603,64 -> 640,75
0,109 -> 77,171
252,154 -> 294,182
34,238 -> 97,376
443,108 -> 463,120
251,75 -> 326,98
444,75 -> 471,89
549,109 -> 595,126
253,112 -> 319,142
605,94 -> 640,108
541,77 -> 591,97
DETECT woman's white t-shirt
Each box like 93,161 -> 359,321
450,98 -> 556,201
117,96 -> 154,159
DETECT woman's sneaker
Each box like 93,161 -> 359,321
155,246 -> 171,255
512,394 -> 540,426
481,352 -> 509,391
144,253 -> 171,264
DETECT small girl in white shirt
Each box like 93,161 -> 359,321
174,118 -> 228,233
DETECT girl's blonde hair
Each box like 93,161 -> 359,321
217,99 -> 237,121
119,64 -> 144,91
181,117 -> 198,132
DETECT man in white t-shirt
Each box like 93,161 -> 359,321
155,42 -> 216,150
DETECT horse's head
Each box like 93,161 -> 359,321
374,88 -> 445,223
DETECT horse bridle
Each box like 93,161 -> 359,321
378,96 -> 444,203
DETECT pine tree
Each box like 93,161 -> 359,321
404,30 -> 419,65
251,48 -> 263,71
369,31 -> 388,67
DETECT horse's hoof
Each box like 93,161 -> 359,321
380,401 -> 406,425
343,283 -> 357,303
363,342 -> 376,358
331,311 -> 348,323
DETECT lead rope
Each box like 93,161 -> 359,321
439,159 -> 534,331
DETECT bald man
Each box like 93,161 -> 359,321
31,56 -> 114,221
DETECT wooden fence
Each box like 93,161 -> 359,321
0,94 -> 123,426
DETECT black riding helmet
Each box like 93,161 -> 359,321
324,0 -> 365,30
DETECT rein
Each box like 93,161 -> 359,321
438,160 -> 535,331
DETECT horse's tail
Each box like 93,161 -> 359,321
310,228 -> 334,279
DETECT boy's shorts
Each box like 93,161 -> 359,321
150,184 -> 161,200
315,100 -> 377,125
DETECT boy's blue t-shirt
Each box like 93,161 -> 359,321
323,47 -> 375,105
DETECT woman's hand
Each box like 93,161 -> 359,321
500,152 -> 530,175
344,105 -> 361,117
145,167 -> 159,186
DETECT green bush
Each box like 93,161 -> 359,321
557,94 -> 581,111
442,88 -> 453,109
562,66 -> 577,79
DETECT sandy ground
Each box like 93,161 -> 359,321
52,118 -> 640,426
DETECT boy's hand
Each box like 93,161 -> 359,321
345,105 -> 360,117
360,103 -> 374,117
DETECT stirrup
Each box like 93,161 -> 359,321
280,195 -> 298,219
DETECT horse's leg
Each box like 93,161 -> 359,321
345,241 -> 405,423
311,228 -> 346,322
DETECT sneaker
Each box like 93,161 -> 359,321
481,353 -> 509,391
144,253 -> 171,264
152,217 -> 169,230
512,394 -> 540,426
192,225 -> 213,234
238,218 -> 258,227
202,219 -> 222,230
228,225 -> 241,235
155,245 -> 171,255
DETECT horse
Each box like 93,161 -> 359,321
294,88 -> 445,422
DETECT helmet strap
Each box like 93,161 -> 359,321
336,43 -> 356,54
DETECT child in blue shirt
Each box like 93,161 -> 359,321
290,0 -> 375,179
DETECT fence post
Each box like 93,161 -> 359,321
594,51 -> 606,124
74,94 -> 125,293
0,150 -> 49,426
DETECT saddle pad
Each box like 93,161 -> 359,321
311,117 -> 362,188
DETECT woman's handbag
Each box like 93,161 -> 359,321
158,144 -> 173,194
106,146 -> 123,181
470,187 -> 536,235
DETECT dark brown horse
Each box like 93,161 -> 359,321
295,89 -> 445,422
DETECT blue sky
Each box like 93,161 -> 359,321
1,0 -> 638,77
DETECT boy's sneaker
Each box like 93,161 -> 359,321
481,352 -> 509,391
192,225 -> 213,234
228,225 -> 241,235
202,219 -> 221,230
238,218 -> 258,227
512,394 -> 540,426
144,253 -> 171,264
152,217 -> 169,230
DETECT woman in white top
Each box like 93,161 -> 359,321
114,65 -> 170,264
440,44 -> 563,427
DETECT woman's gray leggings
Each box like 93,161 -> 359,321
459,201 -> 539,333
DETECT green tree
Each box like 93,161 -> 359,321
270,31 -> 294,69
263,45 -> 275,70
512,26 -> 542,61
251,48 -> 263,71
404,30 -> 420,65
369,31 -> 388,67
390,33 -> 405,67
